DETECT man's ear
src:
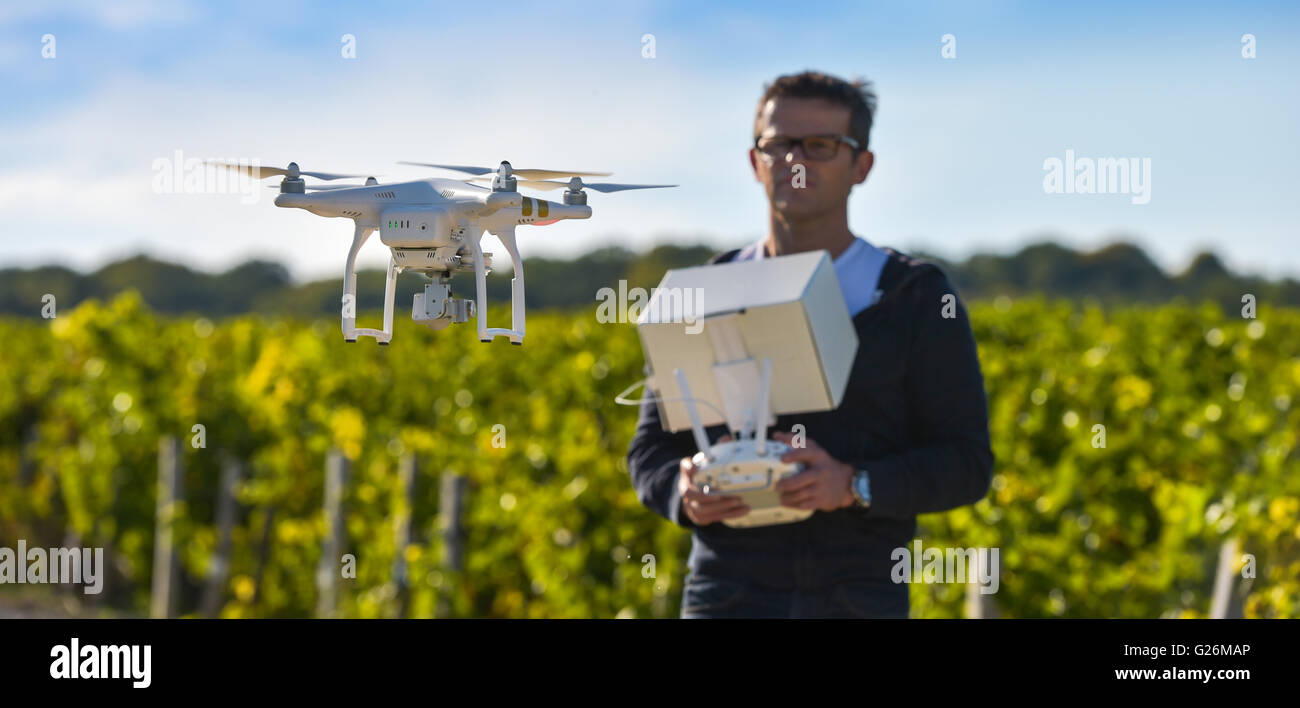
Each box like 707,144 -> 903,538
852,150 -> 874,185
748,147 -> 760,179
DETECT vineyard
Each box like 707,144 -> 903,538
0,291 -> 1297,618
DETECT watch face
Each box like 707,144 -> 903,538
855,472 -> 870,504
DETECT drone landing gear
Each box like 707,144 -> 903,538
413,273 -> 475,331
471,225 -> 527,345
341,224 -> 396,345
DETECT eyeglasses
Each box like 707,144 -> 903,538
753,133 -> 861,162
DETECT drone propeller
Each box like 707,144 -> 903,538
206,160 -> 366,181
265,176 -> 379,191
265,182 -> 366,191
470,176 -> 676,193
398,161 -> 611,180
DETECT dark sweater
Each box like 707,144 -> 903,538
625,246 -> 995,595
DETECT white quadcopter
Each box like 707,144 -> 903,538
209,159 -> 674,345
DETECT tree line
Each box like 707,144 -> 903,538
2,240 -> 1296,317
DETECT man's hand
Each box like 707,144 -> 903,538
677,434 -> 751,525
772,431 -> 856,512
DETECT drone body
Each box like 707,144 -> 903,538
212,160 -> 673,345
273,173 -> 587,346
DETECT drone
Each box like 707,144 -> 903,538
209,159 -> 675,345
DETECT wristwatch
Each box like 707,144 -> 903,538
850,468 -> 872,509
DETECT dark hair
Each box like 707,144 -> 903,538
753,70 -> 877,151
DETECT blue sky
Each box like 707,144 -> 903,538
2,0 -> 1297,280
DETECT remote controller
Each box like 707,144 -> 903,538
692,438 -> 812,528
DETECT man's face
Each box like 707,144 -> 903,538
749,96 -> 874,220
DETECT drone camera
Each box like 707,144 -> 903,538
412,280 -> 475,330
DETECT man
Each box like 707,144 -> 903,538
626,70 -> 994,618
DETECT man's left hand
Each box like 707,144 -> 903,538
771,431 -> 855,512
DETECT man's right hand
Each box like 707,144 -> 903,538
677,435 -> 750,525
